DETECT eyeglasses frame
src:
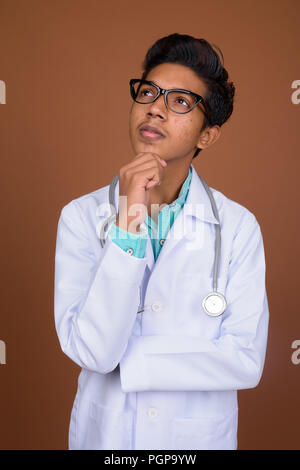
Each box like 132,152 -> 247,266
129,78 -> 211,120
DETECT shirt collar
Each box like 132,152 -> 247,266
145,163 -> 219,225
144,164 -> 192,228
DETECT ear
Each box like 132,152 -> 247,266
196,125 -> 221,151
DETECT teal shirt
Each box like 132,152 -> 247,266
108,165 -> 192,261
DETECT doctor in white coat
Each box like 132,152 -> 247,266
54,35 -> 269,450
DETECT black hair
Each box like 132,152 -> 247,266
140,33 -> 235,159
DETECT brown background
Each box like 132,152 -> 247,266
0,0 -> 299,450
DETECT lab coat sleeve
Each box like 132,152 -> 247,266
119,215 -> 270,392
54,200 -> 147,374
109,221 -> 148,258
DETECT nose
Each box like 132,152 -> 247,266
147,92 -> 167,116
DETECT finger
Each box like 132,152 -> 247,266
133,152 -> 167,167
125,158 -> 164,176
131,166 -> 161,189
149,153 -> 167,167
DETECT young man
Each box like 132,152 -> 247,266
54,33 -> 269,450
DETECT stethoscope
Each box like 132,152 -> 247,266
99,173 -> 227,317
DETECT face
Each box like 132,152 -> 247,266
129,62 -> 220,163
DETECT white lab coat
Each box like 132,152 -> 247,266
54,163 -> 269,450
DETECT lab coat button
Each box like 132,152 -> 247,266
151,302 -> 162,312
126,248 -> 134,255
147,407 -> 158,419
159,239 -> 165,246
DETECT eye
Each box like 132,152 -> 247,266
140,88 -> 154,97
176,96 -> 190,107
177,98 -> 188,106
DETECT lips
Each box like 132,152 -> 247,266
139,124 -> 165,136
139,124 -> 165,142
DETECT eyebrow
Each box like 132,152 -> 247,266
150,79 -> 192,92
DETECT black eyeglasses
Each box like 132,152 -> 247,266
129,78 -> 210,119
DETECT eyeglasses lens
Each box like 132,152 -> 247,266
132,81 -> 197,114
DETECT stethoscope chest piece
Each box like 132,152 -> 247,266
202,292 -> 227,317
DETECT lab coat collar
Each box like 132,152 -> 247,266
150,163 -> 220,270
184,163 -> 220,225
